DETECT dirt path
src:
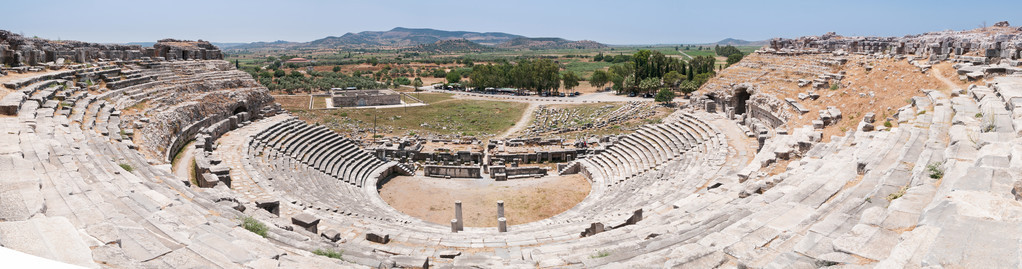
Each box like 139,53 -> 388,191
679,50 -> 694,60
171,141 -> 196,182
379,174 -> 590,227
931,64 -> 963,91
496,102 -> 538,138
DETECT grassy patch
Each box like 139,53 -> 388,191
240,216 -> 269,238
171,140 -> 194,167
118,163 -> 133,173
312,96 -> 329,109
313,249 -> 344,260
886,186 -> 908,201
591,250 -> 611,258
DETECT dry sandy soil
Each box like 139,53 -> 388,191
379,174 -> 590,227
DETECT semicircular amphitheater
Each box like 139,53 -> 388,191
2,25 -> 1022,268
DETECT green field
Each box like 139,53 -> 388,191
290,96 -> 524,137
564,60 -> 613,76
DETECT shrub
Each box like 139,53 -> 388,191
974,113 -> 983,118
829,83 -> 840,90
240,216 -> 268,238
118,163 -> 133,172
313,249 -> 344,260
886,186 -> 908,201
591,250 -> 611,258
926,162 -> 944,179
883,120 -> 893,128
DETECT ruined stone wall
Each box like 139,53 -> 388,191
0,30 -> 223,67
424,165 -> 481,178
332,90 -> 401,107
131,61 -> 274,162
700,25 -> 1022,128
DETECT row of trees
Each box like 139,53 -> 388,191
250,69 -> 383,94
714,45 -> 743,58
465,59 -> 577,94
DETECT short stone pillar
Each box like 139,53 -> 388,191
496,200 -> 505,219
454,201 -> 464,231
498,217 -> 507,233
366,232 -> 390,244
451,219 -> 459,233
291,213 -> 320,234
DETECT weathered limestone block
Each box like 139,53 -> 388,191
366,232 -> 390,244
291,213 -> 319,234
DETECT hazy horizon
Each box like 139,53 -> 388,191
2,0 -> 1019,45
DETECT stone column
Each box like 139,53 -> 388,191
496,200 -> 505,219
455,200 -> 464,231
498,217 -> 507,233
451,219 -> 459,233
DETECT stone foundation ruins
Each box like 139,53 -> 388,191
3,23 -> 1022,268
331,89 -> 401,107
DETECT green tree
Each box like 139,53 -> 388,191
273,69 -> 286,77
332,66 -> 341,72
533,59 -> 561,94
593,52 -> 604,62
589,69 -> 610,89
602,54 -> 615,62
693,72 -> 714,86
412,77 -> 423,90
716,45 -> 742,57
655,88 -> 676,104
622,74 -> 636,93
446,70 -> 461,84
726,53 -> 745,67
638,77 -> 661,95
679,80 -> 698,96
561,71 -> 580,92
610,74 -> 625,93
663,71 -> 684,90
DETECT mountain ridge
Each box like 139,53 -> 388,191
223,27 -> 608,51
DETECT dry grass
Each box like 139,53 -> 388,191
311,96 -> 329,109
704,53 -> 946,140
273,95 -> 310,110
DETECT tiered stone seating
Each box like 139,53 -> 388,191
0,90 -> 358,268
248,119 -> 396,188
573,112 -> 721,186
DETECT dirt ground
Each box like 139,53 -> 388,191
379,174 -> 590,227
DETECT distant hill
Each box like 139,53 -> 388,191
411,39 -> 495,53
229,40 -> 302,50
710,38 -> 768,46
229,27 -> 525,51
224,27 -> 608,51
496,37 -> 607,50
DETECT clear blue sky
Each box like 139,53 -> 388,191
2,0 -> 1019,44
